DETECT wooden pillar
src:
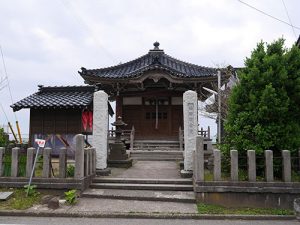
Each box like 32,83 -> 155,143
116,96 -> 122,117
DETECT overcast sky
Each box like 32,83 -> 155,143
0,0 -> 299,140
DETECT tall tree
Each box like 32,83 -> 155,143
225,38 -> 300,156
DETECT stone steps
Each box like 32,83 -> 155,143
130,150 -> 183,161
81,188 -> 196,203
92,177 -> 192,185
90,183 -> 193,191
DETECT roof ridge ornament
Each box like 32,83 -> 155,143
153,41 -> 160,50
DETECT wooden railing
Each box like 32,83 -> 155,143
198,126 -> 210,139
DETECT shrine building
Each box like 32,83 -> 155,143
11,42 -> 232,149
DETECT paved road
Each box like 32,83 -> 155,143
0,216 -> 298,225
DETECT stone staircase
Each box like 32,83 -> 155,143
130,140 -> 183,161
82,177 -> 195,203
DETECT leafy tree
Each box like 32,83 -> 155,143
224,39 -> 300,157
0,128 -> 7,147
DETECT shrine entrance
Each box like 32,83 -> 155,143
122,94 -> 183,140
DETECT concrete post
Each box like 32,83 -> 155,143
194,136 -> 204,181
183,90 -> 198,171
92,148 -> 96,174
11,147 -> 19,177
59,147 -> 67,178
230,150 -> 238,181
75,134 -> 84,178
89,149 -> 93,175
282,150 -> 291,182
42,147 -> 51,178
247,150 -> 256,182
213,149 -> 221,181
84,148 -> 89,176
265,150 -> 274,182
0,147 -> 4,176
92,90 -> 108,170
26,147 -> 35,178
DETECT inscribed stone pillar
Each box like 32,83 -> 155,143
75,134 -> 84,178
93,90 -> 108,170
183,90 -> 198,171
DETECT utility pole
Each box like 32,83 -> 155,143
217,70 -> 221,144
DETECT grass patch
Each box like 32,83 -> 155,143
0,188 -> 42,210
197,203 -> 294,215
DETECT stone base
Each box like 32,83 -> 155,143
108,158 -> 133,168
96,168 -> 111,176
180,169 -> 193,178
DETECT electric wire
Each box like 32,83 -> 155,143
58,0 -> 118,64
0,45 -> 18,121
238,0 -> 300,30
281,0 -> 297,38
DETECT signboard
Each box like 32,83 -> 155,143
35,139 -> 46,148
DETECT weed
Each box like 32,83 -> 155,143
64,189 -> 77,205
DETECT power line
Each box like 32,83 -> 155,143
238,0 -> 300,31
0,45 -> 18,121
58,0 -> 119,64
281,0 -> 297,38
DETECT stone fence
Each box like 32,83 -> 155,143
193,136 -> 300,209
0,134 -> 96,190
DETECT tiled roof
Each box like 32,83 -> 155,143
11,85 -> 96,112
79,42 -> 218,80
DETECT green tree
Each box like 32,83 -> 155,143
225,39 -> 300,157
0,128 -> 7,147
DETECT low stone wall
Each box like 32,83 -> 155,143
0,134 -> 96,191
193,136 -> 300,209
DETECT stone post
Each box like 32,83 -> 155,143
213,149 -> 221,181
26,147 -> 35,178
194,136 -> 204,181
59,147 -> 67,178
0,147 -> 4,177
93,90 -> 108,170
84,148 -> 89,176
89,149 -> 93,175
42,147 -> 51,178
230,150 -> 238,181
183,90 -> 198,172
75,134 -> 84,178
11,147 -> 19,177
265,150 -> 274,182
247,150 -> 256,182
282,150 -> 291,182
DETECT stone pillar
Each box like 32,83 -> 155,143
84,148 -> 89,176
93,90 -> 108,170
89,149 -> 93,175
42,147 -> 51,178
265,150 -> 274,182
59,147 -> 67,178
26,147 -> 35,178
75,134 -> 85,178
194,136 -> 204,181
0,147 -> 4,177
183,90 -> 198,172
247,150 -> 256,182
230,150 -> 238,181
11,147 -> 19,177
213,149 -> 221,181
282,150 -> 291,182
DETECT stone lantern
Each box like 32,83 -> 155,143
107,116 -> 133,168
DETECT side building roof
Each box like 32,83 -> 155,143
11,85 -> 114,115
